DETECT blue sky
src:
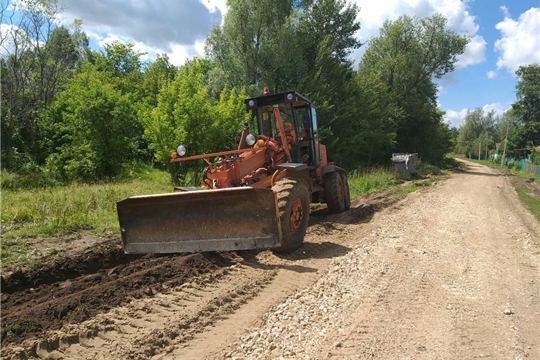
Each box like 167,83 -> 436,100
437,0 -> 540,127
2,0 -> 539,128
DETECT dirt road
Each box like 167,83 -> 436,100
2,161 -> 539,359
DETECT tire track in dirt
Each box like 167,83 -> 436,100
1,251 -> 236,351
7,262 -> 275,359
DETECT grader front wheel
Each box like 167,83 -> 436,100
341,172 -> 351,210
324,171 -> 346,213
272,178 -> 310,253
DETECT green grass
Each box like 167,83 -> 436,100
347,164 -> 444,199
467,159 -> 506,170
1,165 -> 172,264
348,167 -> 397,199
515,186 -> 540,221
468,159 -> 540,184
2,174 -> 171,238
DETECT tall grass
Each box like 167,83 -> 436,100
1,166 -> 427,239
2,164 -> 172,240
348,167 -> 397,199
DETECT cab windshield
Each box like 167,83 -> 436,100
257,103 -> 294,138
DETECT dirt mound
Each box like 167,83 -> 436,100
2,238 -> 130,294
1,243 -> 236,346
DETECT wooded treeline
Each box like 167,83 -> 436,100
2,0 -> 469,184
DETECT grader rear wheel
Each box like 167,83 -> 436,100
272,178 -> 310,253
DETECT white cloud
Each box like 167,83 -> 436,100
0,23 -> 46,57
444,108 -> 469,128
60,0 -> 222,66
54,0 -> 486,69
201,0 -> 228,18
455,34 -> 486,68
494,7 -> 540,74
444,102 -> 510,128
481,102 -> 509,117
0,23 -> 20,55
486,70 -> 497,79
500,5 -> 511,19
352,0 -> 486,69
87,30 -> 204,66
437,85 -> 446,96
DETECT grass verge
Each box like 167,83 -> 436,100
1,165 -> 172,265
515,186 -> 540,220
347,159 -> 451,200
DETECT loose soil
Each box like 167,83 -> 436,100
1,160 -> 539,360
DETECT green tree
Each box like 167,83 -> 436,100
456,108 -> 497,159
359,14 -> 468,164
140,54 -> 177,108
294,0 -> 361,167
141,59 -> 250,183
0,0 -> 89,168
41,64 -> 139,181
91,41 -> 145,95
205,0 -> 362,168
205,0 -> 302,95
330,69 -> 398,165
512,64 -> 540,148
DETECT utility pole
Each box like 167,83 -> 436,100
485,139 -> 488,160
478,139 -> 481,160
501,122 -> 509,166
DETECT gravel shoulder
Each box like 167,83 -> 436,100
3,161 -> 539,360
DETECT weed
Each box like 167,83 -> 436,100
348,167 -> 396,199
4,318 -> 37,338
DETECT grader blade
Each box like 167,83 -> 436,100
117,187 -> 281,254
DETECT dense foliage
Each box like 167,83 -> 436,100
2,0 -> 479,185
512,64 -> 540,149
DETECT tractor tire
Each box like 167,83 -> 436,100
324,171 -> 345,213
272,178 -> 310,253
341,172 -> 351,210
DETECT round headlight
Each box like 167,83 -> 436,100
286,93 -> 294,100
176,145 -> 187,156
246,134 -> 257,146
248,100 -> 255,107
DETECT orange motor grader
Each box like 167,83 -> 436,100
117,89 -> 350,254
